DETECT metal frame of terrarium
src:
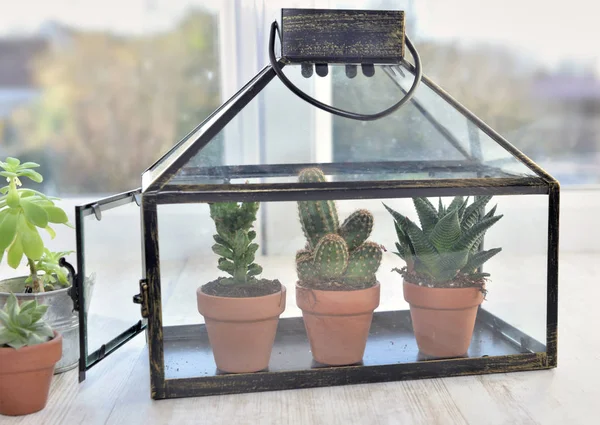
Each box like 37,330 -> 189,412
68,9 -> 559,400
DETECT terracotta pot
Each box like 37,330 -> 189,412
0,277 -> 79,373
403,281 -> 484,358
197,286 -> 286,373
0,332 -> 62,416
296,283 -> 380,366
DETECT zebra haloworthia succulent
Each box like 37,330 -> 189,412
384,196 -> 503,289
296,168 -> 383,289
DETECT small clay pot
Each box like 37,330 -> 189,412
197,286 -> 286,373
404,281 -> 484,358
296,283 -> 380,366
0,332 -> 62,416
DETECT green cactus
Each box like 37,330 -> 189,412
344,242 -> 384,285
298,168 -> 339,249
295,168 -> 382,288
0,293 -> 53,349
339,209 -> 373,251
209,201 -> 263,285
384,196 -> 503,287
314,234 -> 349,280
296,250 -> 317,282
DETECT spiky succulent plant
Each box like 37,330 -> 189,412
0,293 -> 53,349
296,168 -> 382,288
384,196 -> 503,287
209,201 -> 263,285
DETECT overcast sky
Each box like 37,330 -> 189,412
0,0 -> 597,71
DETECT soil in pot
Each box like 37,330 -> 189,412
404,280 -> 484,358
197,278 -> 286,373
296,282 -> 380,366
0,332 -> 62,416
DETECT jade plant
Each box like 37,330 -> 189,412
0,293 -> 53,349
210,201 -> 263,285
384,196 -> 503,288
27,249 -> 75,290
295,168 -> 382,289
0,157 -> 72,293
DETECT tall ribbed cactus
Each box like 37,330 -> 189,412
297,168 -> 339,249
296,168 -> 382,288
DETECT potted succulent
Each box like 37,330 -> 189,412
0,293 -> 62,416
295,168 -> 383,366
384,195 -> 503,358
196,201 -> 286,373
0,157 -> 76,372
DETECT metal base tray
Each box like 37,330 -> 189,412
157,308 -> 547,398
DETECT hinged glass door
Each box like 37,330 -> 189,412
74,189 -> 146,382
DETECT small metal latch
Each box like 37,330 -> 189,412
133,279 -> 149,318
91,203 -> 102,221
133,192 -> 141,206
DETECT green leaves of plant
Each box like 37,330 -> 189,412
0,293 -> 53,349
247,263 -> 263,276
429,209 -> 461,252
209,201 -> 263,285
461,248 -> 502,274
0,158 -> 43,184
453,214 -> 503,253
45,206 -> 68,224
212,243 -> 233,260
19,217 -> 44,260
461,195 -> 492,231
7,236 -> 24,268
34,249 -> 74,287
18,169 -> 43,183
0,158 -> 72,277
385,196 -> 503,284
0,210 -> 18,252
21,198 -> 49,228
217,257 -> 235,274
413,197 -> 439,235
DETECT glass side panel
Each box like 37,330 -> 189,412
392,68 -> 536,176
163,62 -> 537,187
156,193 -> 547,380
79,196 -> 144,360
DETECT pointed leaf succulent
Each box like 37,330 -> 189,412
385,196 -> 503,287
0,293 -> 54,349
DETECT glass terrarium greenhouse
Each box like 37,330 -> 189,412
69,9 -> 559,399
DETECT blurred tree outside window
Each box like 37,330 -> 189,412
1,8 -> 221,194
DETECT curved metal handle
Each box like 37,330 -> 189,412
268,20 -> 423,121
60,257 -> 80,312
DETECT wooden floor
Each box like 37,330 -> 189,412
3,252 -> 597,424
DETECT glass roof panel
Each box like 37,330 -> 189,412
148,62 -> 539,189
